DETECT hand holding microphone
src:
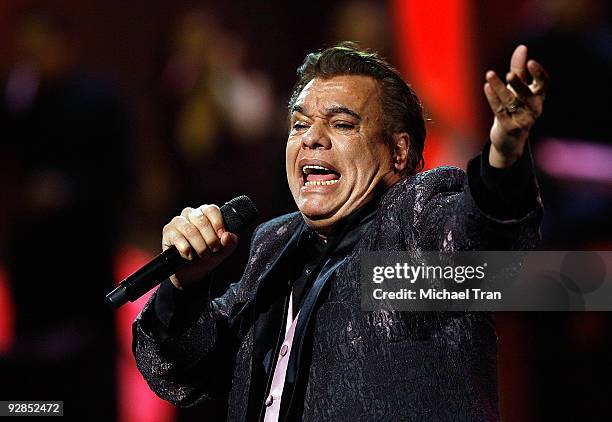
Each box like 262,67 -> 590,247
163,203 -> 239,290
106,196 -> 257,308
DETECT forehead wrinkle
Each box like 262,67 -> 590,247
291,75 -> 381,121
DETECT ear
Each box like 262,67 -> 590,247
391,133 -> 409,173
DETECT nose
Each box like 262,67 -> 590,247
302,121 -> 331,150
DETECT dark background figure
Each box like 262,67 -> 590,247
0,10 -> 131,419
154,7 -> 291,300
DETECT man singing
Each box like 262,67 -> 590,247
133,42 -> 548,421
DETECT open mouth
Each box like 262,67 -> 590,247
302,164 -> 341,187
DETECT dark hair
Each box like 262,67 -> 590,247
288,42 -> 426,176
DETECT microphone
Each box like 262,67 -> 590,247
106,195 -> 258,309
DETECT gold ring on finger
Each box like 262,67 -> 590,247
506,98 -> 523,114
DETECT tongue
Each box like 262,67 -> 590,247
306,173 -> 339,182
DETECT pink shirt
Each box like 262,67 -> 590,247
263,292 -> 299,422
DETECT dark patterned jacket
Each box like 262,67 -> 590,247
133,160 -> 542,421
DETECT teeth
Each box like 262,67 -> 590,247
302,165 -> 331,174
304,179 -> 339,186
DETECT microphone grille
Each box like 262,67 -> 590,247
221,195 -> 259,233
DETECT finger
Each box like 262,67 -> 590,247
219,232 -> 239,255
486,71 -> 516,105
199,204 -> 226,235
510,44 -> 528,82
527,59 -> 549,96
174,216 -> 209,259
506,72 -> 533,102
220,231 -> 239,247
187,208 -> 222,254
162,228 -> 194,260
484,82 -> 506,115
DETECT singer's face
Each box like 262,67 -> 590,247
286,75 -> 400,234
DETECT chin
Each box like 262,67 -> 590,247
299,204 -> 331,220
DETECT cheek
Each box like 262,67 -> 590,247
344,142 -> 388,175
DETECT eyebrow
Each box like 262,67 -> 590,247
324,106 -> 361,120
291,105 -> 362,121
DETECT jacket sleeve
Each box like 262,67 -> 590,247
411,141 -> 543,251
131,225 -> 265,407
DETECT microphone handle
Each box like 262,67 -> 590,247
106,246 -> 186,309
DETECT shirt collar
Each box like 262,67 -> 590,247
297,194 -> 380,251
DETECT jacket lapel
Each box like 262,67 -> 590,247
279,256 -> 347,420
244,218 -> 304,421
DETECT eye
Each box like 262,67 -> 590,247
333,122 -> 355,130
292,122 -> 309,131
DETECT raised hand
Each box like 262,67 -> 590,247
484,44 -> 549,168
